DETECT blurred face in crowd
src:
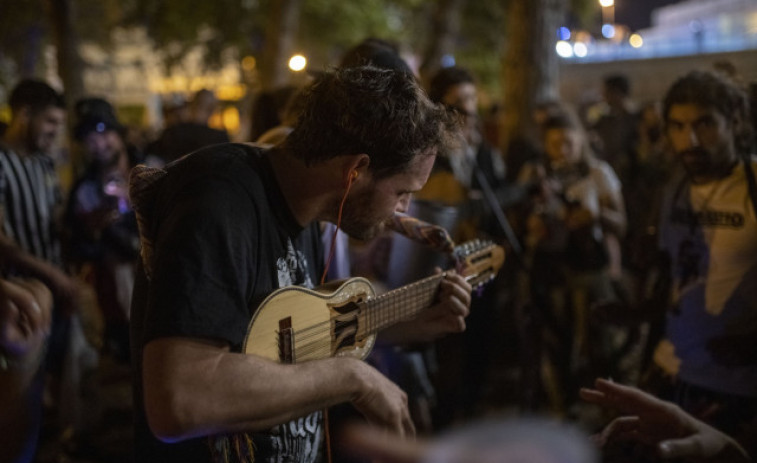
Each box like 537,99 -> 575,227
84,129 -> 126,166
544,127 -> 582,166
666,103 -> 738,183
339,152 -> 435,241
442,83 -> 477,117
27,106 -> 65,154
442,83 -> 479,145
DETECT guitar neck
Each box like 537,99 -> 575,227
358,273 -> 444,336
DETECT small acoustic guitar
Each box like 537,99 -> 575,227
243,239 -> 505,364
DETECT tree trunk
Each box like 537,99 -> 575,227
47,0 -> 85,107
260,0 -> 302,91
500,0 -> 565,155
419,0 -> 464,86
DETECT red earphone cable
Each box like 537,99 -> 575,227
320,172 -> 355,286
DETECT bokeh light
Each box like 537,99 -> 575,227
241,56 -> 257,72
602,24 -> 616,38
555,41 -> 574,58
629,33 -> 644,48
573,42 -> 588,57
288,54 -> 307,72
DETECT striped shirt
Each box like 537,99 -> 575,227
0,145 -> 63,268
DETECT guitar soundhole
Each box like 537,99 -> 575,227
278,317 -> 294,364
331,300 -> 361,352
333,318 -> 357,350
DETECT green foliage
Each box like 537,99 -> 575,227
120,0 -> 263,70
0,0 -> 592,95
297,0 -> 428,68
570,0 -> 599,29
0,0 -> 49,85
455,0 -> 507,99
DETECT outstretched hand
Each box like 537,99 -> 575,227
580,378 -> 750,462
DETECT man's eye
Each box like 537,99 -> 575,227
695,119 -> 716,130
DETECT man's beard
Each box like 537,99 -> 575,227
679,146 -> 734,181
336,189 -> 391,241
29,129 -> 55,155
680,147 -> 720,178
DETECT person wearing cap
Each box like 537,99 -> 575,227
65,97 -> 139,363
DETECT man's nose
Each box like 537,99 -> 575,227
682,125 -> 700,149
395,195 -> 411,213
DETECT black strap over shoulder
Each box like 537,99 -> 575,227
744,156 -> 757,219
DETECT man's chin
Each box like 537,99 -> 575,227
342,222 -> 385,242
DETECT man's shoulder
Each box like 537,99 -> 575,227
167,142 -> 266,172
157,144 -> 273,210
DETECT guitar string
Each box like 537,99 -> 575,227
294,280 -> 438,359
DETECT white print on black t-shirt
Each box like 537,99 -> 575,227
670,206 -> 745,228
268,411 -> 322,463
276,238 -> 314,289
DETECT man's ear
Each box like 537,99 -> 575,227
343,154 -> 370,185
730,112 -> 750,149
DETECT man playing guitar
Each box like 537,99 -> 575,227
129,66 -> 473,463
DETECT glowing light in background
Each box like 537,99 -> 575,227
558,26 -> 571,41
288,55 -> 307,72
573,42 -> 588,57
629,33 -> 644,48
441,54 -> 456,68
242,56 -> 257,71
602,24 -> 616,38
555,41 -> 574,58
599,0 -> 614,7
222,106 -> 240,132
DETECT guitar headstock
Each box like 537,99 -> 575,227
454,239 -> 506,289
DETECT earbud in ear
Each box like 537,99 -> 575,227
351,170 -> 359,180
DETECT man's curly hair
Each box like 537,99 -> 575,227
284,66 -> 459,179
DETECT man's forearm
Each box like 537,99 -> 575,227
142,338 -> 370,442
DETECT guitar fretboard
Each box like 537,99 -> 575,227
358,273 -> 444,336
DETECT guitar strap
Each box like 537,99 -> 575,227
743,155 -> 757,219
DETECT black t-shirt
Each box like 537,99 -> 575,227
130,143 -> 324,462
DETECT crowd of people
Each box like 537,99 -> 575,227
1,36 -> 755,463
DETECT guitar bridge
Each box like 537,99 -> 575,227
278,317 -> 294,364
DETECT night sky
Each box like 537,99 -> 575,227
614,0 -> 682,30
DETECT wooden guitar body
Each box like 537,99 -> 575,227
243,278 -> 377,364
242,239 -> 504,365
